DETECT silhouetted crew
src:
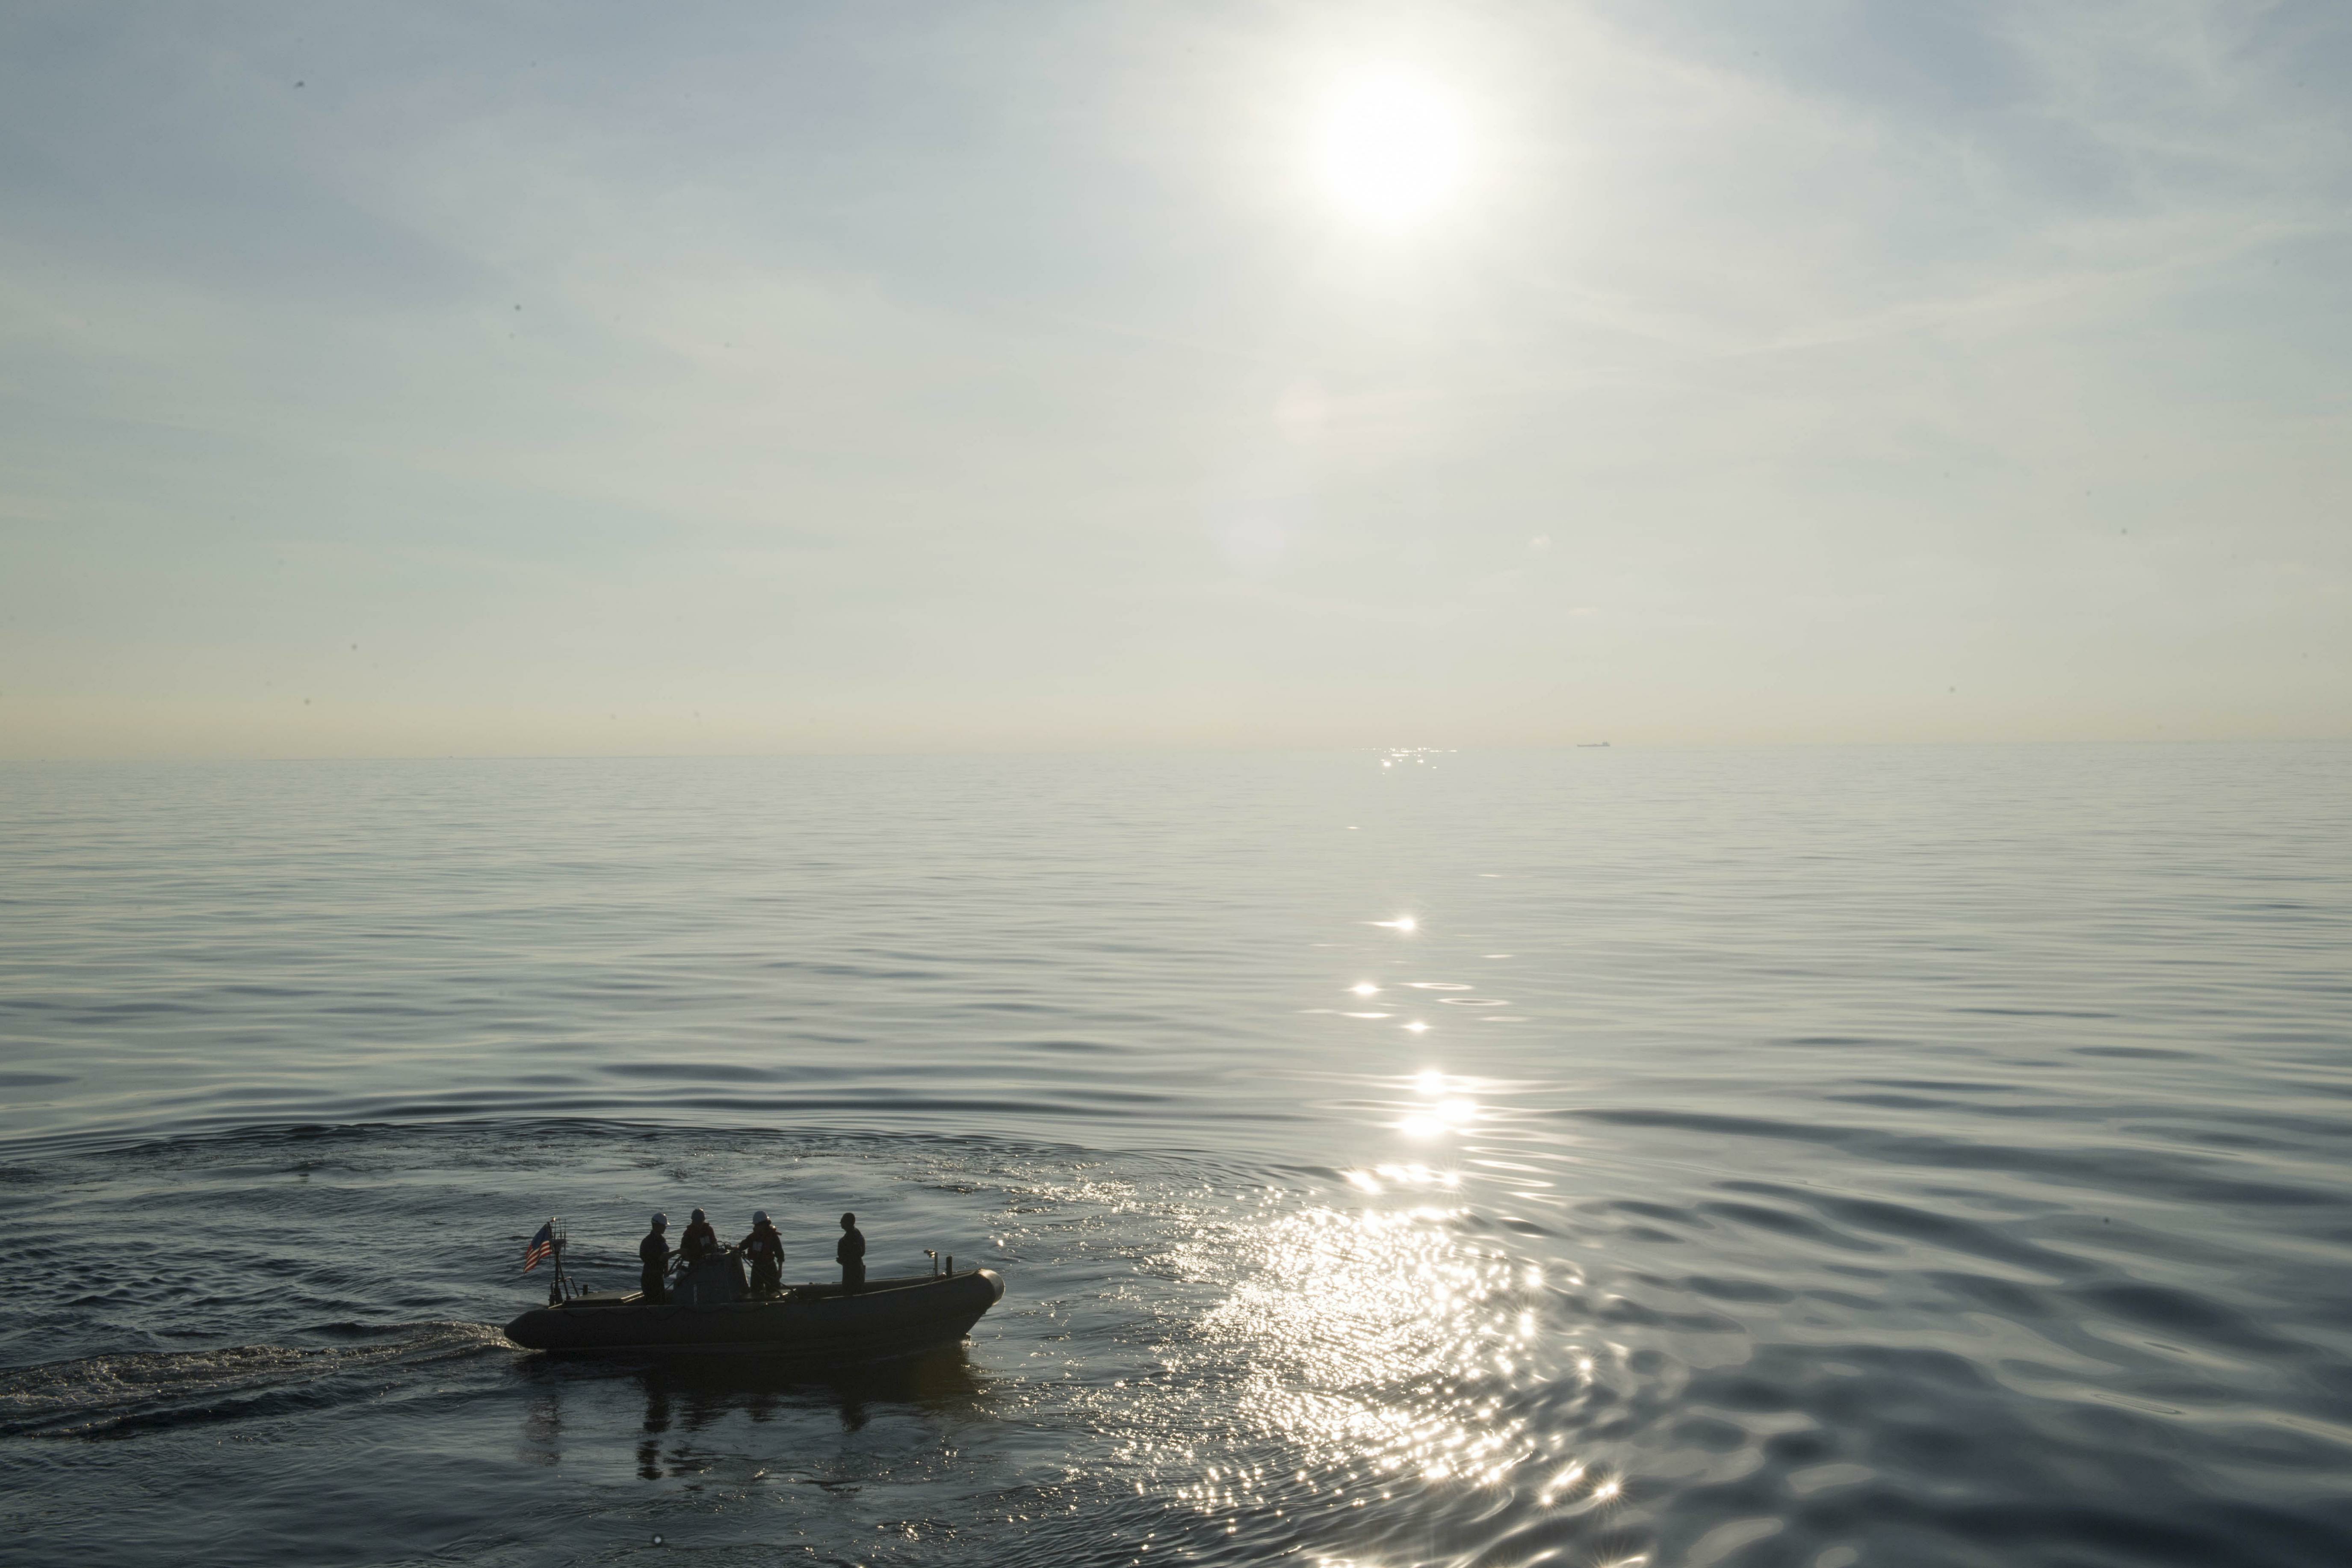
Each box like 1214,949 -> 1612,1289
740,1210 -> 785,1296
638,1213 -> 672,1303
837,1211 -> 866,1294
679,1207 -> 719,1264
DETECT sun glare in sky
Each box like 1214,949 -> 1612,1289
1313,68 -> 1469,227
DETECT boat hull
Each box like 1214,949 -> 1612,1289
504,1268 -> 1005,1358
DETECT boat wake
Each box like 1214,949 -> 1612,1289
0,1322 -> 508,1439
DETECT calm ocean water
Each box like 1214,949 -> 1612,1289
2,745 -> 2348,1567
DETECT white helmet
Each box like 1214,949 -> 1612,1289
651,1212 -> 668,1230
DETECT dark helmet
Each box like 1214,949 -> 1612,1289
690,1208 -> 706,1223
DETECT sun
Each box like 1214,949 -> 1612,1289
1313,69 -> 1469,227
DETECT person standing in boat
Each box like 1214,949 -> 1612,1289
679,1207 -> 719,1264
740,1210 -> 785,1296
837,1211 -> 866,1294
638,1213 -> 672,1303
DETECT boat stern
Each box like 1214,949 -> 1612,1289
504,1305 -> 561,1349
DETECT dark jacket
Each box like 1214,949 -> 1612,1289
740,1225 -> 783,1266
836,1227 -> 866,1267
638,1231 -> 671,1276
679,1220 -> 719,1263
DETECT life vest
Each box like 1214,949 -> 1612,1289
743,1226 -> 782,1263
680,1221 -> 718,1260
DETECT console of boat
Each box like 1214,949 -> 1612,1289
504,1243 -> 1004,1359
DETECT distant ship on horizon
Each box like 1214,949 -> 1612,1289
1577,741 -> 1610,748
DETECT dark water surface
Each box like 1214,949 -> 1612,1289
2,746 -> 2348,1567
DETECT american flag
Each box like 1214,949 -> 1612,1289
522,1220 -> 556,1272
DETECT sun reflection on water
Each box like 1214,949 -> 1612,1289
1177,1205 -> 1536,1492
1106,1163 -> 1631,1560
1393,1069 -> 1478,1139
1069,914 -> 1649,1558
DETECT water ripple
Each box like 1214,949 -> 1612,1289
0,746 -> 2347,1566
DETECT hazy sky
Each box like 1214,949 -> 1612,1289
3,1 -> 2346,757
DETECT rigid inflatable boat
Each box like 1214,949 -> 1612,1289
504,1250 -> 1005,1359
